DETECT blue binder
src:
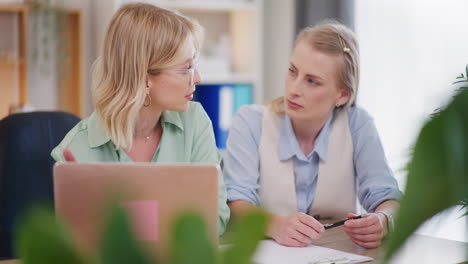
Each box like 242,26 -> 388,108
194,84 -> 252,149
233,83 -> 253,114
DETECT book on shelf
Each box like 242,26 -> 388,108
194,83 -> 252,149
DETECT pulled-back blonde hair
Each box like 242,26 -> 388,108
92,3 -> 203,150
269,20 -> 359,113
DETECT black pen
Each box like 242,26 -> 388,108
323,214 -> 370,230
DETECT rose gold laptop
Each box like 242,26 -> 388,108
53,163 -> 219,260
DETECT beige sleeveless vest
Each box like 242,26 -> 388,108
258,106 -> 356,219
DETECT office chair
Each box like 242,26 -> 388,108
0,111 -> 80,259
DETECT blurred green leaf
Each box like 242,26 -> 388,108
14,200 -> 267,264
16,205 -> 85,264
170,213 -> 218,264
460,197 -> 468,216
99,206 -> 154,264
221,212 -> 268,264
383,68 -> 468,262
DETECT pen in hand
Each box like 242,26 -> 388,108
323,214 -> 370,230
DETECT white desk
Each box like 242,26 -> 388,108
1,228 -> 466,264
313,226 -> 467,263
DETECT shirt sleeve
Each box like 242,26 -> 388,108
51,144 -> 65,162
190,103 -> 230,235
50,121 -> 86,162
349,107 -> 403,212
223,105 -> 263,206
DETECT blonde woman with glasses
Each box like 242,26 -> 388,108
224,21 -> 401,248
51,3 -> 229,234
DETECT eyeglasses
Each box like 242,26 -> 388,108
148,63 -> 198,86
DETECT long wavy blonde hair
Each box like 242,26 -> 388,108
269,21 -> 359,114
92,3 -> 203,150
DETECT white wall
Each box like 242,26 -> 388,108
92,0 -> 118,59
262,0 -> 295,101
355,0 -> 468,242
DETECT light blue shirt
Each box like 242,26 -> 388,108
224,105 -> 402,213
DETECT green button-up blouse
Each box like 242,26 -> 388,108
51,102 -> 230,235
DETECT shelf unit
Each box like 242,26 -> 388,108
58,9 -> 83,117
0,4 -> 83,119
142,0 -> 258,11
0,4 -> 29,119
120,0 -> 264,103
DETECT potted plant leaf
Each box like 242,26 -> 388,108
15,204 -> 268,264
384,65 -> 468,262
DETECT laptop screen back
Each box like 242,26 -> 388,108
53,163 -> 218,260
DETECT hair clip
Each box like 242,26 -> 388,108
338,35 -> 350,53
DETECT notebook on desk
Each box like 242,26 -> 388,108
53,162 -> 219,260
253,240 -> 373,264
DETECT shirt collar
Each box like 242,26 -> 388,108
162,110 -> 184,131
87,112 -> 111,148
278,110 -> 335,162
87,110 -> 184,148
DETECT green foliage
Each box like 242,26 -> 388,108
99,206 -> 154,264
169,211 -> 267,264
221,212 -> 267,264
383,65 -> 468,262
15,205 -> 86,264
170,213 -> 218,264
15,205 -> 267,264
461,197 -> 468,216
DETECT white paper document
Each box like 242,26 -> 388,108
253,240 -> 373,264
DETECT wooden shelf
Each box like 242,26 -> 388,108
0,3 -> 29,12
0,4 -> 29,118
147,0 -> 257,12
120,0 -> 263,102
200,73 -> 257,84
0,5 -> 83,118
59,10 -> 83,117
0,58 -> 25,64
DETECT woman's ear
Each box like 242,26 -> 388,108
337,88 -> 350,106
146,73 -> 154,88
145,74 -> 150,88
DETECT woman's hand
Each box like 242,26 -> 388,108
341,212 -> 386,248
268,212 -> 325,247
63,148 -> 77,162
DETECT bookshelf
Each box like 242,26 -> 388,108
0,4 -> 28,119
59,9 -> 83,117
0,4 -> 83,119
114,0 -> 264,148
119,0 -> 264,103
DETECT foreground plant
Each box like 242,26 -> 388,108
16,205 -> 267,264
384,66 -> 468,262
